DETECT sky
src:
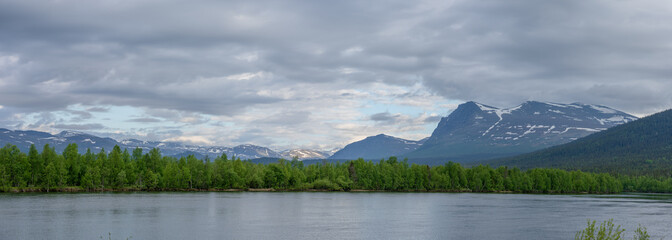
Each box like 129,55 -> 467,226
0,0 -> 671,151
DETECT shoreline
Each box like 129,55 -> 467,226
0,187 -> 609,194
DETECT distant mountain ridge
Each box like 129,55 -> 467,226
0,128 -> 283,160
280,149 -> 331,160
404,101 -> 637,162
328,134 -> 426,160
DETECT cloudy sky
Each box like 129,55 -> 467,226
0,0 -> 671,150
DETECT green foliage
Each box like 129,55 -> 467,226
310,178 -> 341,191
633,224 -> 650,240
575,219 -> 625,240
575,219 -> 651,240
1,143 -> 672,193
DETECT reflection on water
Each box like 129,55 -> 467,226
0,192 -> 670,240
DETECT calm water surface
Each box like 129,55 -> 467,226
0,192 -> 670,239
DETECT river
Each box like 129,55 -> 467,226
0,192 -> 670,239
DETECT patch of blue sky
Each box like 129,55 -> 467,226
360,98 -> 460,118
63,105 -> 166,130
360,101 -> 419,116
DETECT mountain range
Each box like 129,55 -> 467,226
0,128 -> 313,160
0,101 -> 638,163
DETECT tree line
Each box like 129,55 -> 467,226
0,143 -> 670,193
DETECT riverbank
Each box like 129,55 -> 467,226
1,187 -> 602,194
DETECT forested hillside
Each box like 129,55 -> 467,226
488,109 -> 672,176
1,143 -> 671,193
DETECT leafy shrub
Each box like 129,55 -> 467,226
310,178 -> 341,191
575,219 -> 651,240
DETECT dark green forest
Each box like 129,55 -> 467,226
0,143 -> 670,193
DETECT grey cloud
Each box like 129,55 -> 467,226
417,0 -> 672,114
127,117 -> 162,123
0,107 -> 24,129
0,0 -> 670,143
26,112 -> 59,129
232,128 -> 274,146
68,110 -> 92,120
254,111 -> 311,125
370,112 -> 402,122
86,107 -> 109,112
53,123 -> 105,130
0,0 -> 422,115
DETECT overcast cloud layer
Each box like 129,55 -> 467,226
0,0 -> 671,150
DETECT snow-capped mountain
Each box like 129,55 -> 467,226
0,129 -> 281,160
279,149 -> 331,160
329,134 -> 426,160
404,101 -> 638,162
230,144 -> 282,159
0,129 -> 120,154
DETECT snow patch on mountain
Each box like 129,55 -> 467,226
558,127 -> 604,134
280,149 -> 330,160
590,105 -> 617,114
544,102 -> 568,108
